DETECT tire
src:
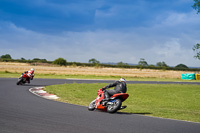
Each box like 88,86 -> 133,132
107,99 -> 122,113
88,99 -> 96,111
16,78 -> 23,85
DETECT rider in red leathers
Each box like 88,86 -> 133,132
24,68 -> 35,83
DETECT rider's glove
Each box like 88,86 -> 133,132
102,87 -> 106,90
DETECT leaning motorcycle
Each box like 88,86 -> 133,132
16,73 -> 29,85
88,88 -> 129,113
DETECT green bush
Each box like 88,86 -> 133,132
0,54 -> 12,59
52,58 -> 67,66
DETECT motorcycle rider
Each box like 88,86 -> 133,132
102,78 -> 127,105
24,68 -> 35,83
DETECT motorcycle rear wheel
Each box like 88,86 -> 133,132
107,99 -> 122,113
88,99 -> 96,111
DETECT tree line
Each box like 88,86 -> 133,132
0,54 -> 199,71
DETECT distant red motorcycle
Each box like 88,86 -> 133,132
88,88 -> 129,113
16,72 -> 31,85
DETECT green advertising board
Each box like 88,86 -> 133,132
181,73 -> 195,80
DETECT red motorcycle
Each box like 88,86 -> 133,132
16,72 -> 30,85
88,88 -> 129,113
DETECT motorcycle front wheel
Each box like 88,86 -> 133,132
16,78 -> 23,85
107,99 -> 122,113
88,99 -> 96,111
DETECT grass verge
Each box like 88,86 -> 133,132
44,83 -> 200,123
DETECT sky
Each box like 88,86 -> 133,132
0,0 -> 200,67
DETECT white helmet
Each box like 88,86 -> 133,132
30,68 -> 35,72
119,78 -> 126,83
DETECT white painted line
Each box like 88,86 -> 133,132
66,78 -> 114,81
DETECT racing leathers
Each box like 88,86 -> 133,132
103,80 -> 127,101
24,70 -> 34,83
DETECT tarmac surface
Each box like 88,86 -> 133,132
0,78 -> 200,133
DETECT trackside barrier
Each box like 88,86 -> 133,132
195,74 -> 200,80
181,73 -> 195,80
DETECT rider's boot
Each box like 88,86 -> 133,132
102,99 -> 109,106
102,92 -> 110,106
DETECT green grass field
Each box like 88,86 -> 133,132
44,83 -> 200,123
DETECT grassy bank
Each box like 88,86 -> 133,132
44,83 -> 200,123
1,71 -> 200,82
0,62 -> 197,79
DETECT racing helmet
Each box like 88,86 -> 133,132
119,78 -> 126,83
30,68 -> 35,72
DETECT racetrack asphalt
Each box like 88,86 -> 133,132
0,78 -> 200,133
